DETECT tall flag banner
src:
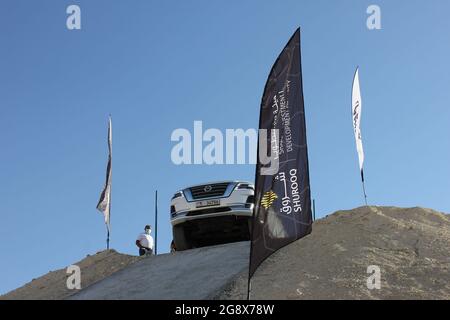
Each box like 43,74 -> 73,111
351,68 -> 368,205
97,116 -> 112,248
249,28 -> 313,291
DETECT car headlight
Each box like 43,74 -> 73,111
236,183 -> 254,190
171,191 -> 184,200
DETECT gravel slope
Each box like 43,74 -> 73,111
218,206 -> 450,300
3,206 -> 449,300
1,250 -> 141,300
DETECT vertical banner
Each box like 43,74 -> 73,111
351,68 -> 367,204
97,116 -> 112,235
249,28 -> 312,279
352,68 -> 364,175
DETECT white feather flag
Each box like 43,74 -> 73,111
352,68 -> 364,173
97,116 -> 112,231
352,68 -> 367,204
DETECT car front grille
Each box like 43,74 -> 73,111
189,182 -> 230,200
186,207 -> 232,216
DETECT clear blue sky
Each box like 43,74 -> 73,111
1,0 -> 449,295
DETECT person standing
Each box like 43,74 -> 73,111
170,240 -> 176,253
136,225 -> 154,256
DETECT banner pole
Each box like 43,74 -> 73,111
361,170 -> 368,206
313,199 -> 316,221
247,190 -> 256,301
247,233 -> 252,300
155,190 -> 158,255
247,211 -> 255,301
108,114 -> 112,250
107,172 -> 111,251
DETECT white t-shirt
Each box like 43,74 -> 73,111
137,232 -> 154,250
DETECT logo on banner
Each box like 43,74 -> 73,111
261,191 -> 278,209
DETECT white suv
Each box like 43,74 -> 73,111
170,181 -> 254,250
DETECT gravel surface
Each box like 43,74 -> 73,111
3,206 -> 449,300
218,206 -> 450,300
1,249 -> 141,300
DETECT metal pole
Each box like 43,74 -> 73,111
361,170 -> 368,206
313,199 -> 316,222
155,190 -> 158,255
107,114 -> 112,250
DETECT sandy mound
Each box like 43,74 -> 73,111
3,206 -> 449,300
218,206 -> 450,300
1,249 -> 141,300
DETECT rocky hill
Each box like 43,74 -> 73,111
220,206 -> 450,299
1,249 -> 141,300
2,206 -> 449,300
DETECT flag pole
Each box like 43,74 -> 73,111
313,199 -> 316,221
247,209 -> 255,300
107,191 -> 111,249
108,114 -> 112,250
246,277 -> 251,300
154,190 -> 158,255
361,170 -> 368,206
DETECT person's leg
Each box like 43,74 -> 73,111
139,248 -> 146,256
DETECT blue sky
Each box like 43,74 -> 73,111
1,0 -> 449,294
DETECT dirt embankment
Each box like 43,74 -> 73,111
1,249 -> 141,300
219,206 -> 450,300
3,206 -> 449,300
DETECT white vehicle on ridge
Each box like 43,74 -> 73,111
170,181 -> 254,250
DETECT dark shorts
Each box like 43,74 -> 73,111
139,248 -> 152,256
